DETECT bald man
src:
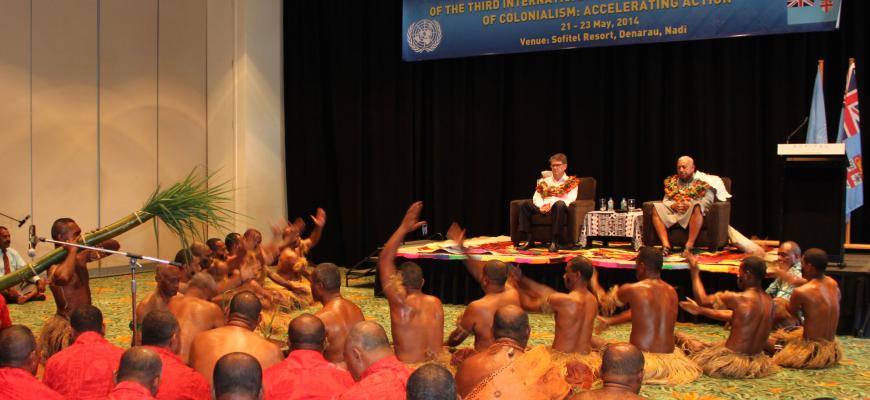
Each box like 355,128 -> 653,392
592,247 -> 700,385
455,305 -> 570,400
569,343 -> 645,400
189,291 -> 283,385
312,263 -> 365,368
650,156 -> 721,254
134,264 -> 182,345
167,272 -> 225,364
337,321 -> 412,400
406,364 -> 458,400
263,313 -> 354,400
379,202 -> 445,364
107,347 -> 163,400
0,325 -> 63,400
214,352 -> 263,400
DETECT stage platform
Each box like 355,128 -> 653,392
386,237 -> 870,337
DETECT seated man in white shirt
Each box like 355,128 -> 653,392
517,153 -> 580,253
0,226 -> 46,304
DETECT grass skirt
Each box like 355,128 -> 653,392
38,314 -> 71,363
690,343 -> 777,379
642,348 -> 702,385
772,337 -> 843,369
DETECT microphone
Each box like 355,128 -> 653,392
18,214 -> 30,228
28,225 -> 37,258
785,116 -> 809,144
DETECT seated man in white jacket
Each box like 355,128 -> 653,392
517,153 -> 580,253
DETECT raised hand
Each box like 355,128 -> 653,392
446,222 -> 466,248
311,208 -> 327,228
399,201 -> 427,233
679,298 -> 702,315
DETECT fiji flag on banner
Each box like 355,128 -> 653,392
807,61 -> 828,144
837,60 -> 862,220
787,0 -> 841,26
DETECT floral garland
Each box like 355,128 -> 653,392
663,175 -> 709,207
536,176 -> 580,197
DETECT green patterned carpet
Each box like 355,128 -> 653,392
8,271 -> 870,400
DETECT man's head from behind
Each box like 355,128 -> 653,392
635,246 -> 663,280
492,304 -> 530,348
0,325 -> 39,375
401,262 -> 425,291
481,260 -> 508,290
288,313 -> 326,352
565,256 -> 593,289
802,248 -> 829,279
407,363 -> 458,400
116,347 -> 163,396
676,156 -> 696,180
187,272 -> 218,299
738,256 -> 766,289
600,342 -> 645,394
311,263 -> 341,302
70,304 -> 104,339
141,310 -> 181,354
228,291 -> 262,329
343,321 -> 393,381
213,352 -> 263,400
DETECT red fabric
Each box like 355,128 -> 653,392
0,295 -> 11,329
3,249 -> 10,274
143,345 -> 211,400
263,349 -> 354,400
335,355 -> 412,400
107,381 -> 157,400
43,331 -> 124,400
0,367 -> 64,400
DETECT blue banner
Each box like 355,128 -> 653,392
403,0 -> 842,61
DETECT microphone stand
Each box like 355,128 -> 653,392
38,237 -> 181,343
0,211 -> 29,227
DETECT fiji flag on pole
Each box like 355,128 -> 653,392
837,59 -> 862,220
807,60 -> 828,144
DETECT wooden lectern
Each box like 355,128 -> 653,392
778,143 -> 847,263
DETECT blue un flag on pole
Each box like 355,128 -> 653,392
806,60 -> 828,144
836,60 -> 862,221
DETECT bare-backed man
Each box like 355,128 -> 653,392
676,253 -> 776,378
133,263 -> 181,345
167,272 -> 225,364
379,202 -> 445,364
40,218 -> 120,361
772,248 -> 842,369
592,246 -> 700,384
312,262 -> 365,368
445,224 -> 521,354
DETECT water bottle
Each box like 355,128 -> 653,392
620,198 -> 627,211
607,197 -> 614,211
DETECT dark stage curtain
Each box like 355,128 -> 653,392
284,0 -> 868,266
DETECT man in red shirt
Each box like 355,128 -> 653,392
337,321 -> 412,400
108,347 -> 163,400
214,352 -> 263,400
140,310 -> 211,400
263,313 -> 354,399
0,294 -> 11,329
0,325 -> 63,400
43,304 -> 124,399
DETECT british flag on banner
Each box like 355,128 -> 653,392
837,60 -> 862,220
787,0 -> 814,7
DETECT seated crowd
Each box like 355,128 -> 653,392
0,201 -> 844,400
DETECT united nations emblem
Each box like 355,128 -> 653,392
407,19 -> 442,53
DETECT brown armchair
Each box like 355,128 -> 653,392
641,177 -> 731,251
510,177 -> 597,245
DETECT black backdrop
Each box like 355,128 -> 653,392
284,0 -> 868,266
